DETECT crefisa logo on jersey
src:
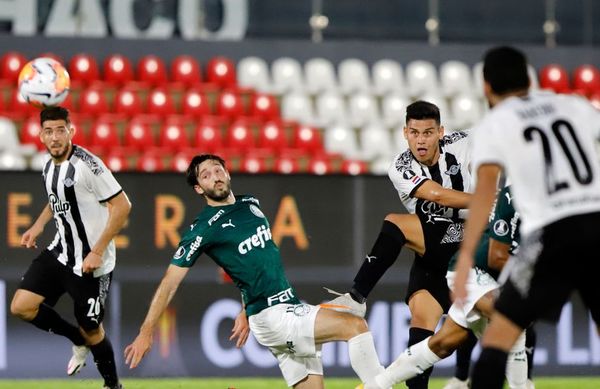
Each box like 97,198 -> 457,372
238,225 -> 272,254
48,193 -> 70,215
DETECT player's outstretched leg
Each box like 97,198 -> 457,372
443,330 -> 477,389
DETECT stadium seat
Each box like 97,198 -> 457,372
281,93 -> 315,125
70,123 -> 88,148
472,62 -> 485,97
348,94 -> 380,128
292,124 -> 323,154
123,120 -> 155,151
90,120 -> 120,150
1,51 -> 27,82
392,126 -> 410,151
194,118 -> 224,152
225,120 -> 255,152
103,54 -> 134,85
271,57 -> 305,94
451,94 -> 483,129
370,155 -> 393,175
341,159 -> 368,175
147,88 -> 176,116
372,59 -> 406,97
440,60 -> 473,97
573,64 -> 600,96
136,151 -> 163,172
114,88 -> 143,116
29,151 -> 49,171
138,55 -> 167,86
171,55 -> 202,86
528,64 -> 540,90
78,88 -> 109,115
307,155 -> 333,175
381,94 -> 409,128
250,93 -> 279,121
305,58 -> 338,95
315,92 -> 347,127
182,88 -> 211,117
171,151 -> 195,172
21,118 -> 44,150
274,154 -> 301,174
206,57 -> 236,88
0,118 -> 36,156
105,151 -> 129,172
0,151 -> 27,170
10,89 -> 36,116
539,64 -> 570,93
158,122 -> 190,151
216,90 -> 245,119
68,54 -> 100,85
359,124 -> 393,161
338,58 -> 371,95
238,56 -> 271,93
406,60 -> 439,97
258,120 -> 288,153
240,154 -> 268,173
323,124 -> 358,158
420,93 -> 452,128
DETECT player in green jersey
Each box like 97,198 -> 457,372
361,186 -> 531,389
125,154 -> 388,388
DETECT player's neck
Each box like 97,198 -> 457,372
206,192 -> 236,207
490,88 -> 529,107
51,143 -> 73,165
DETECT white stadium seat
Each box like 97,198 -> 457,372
451,94 -> 483,129
406,60 -> 439,97
271,57 -> 304,94
237,56 -> 271,93
419,93 -> 452,129
359,124 -> 393,161
392,126 -> 410,152
324,124 -> 359,158
338,58 -> 371,95
370,155 -> 393,175
29,151 -> 49,171
348,93 -> 380,128
372,59 -> 406,97
472,62 -> 484,97
281,92 -> 315,125
305,58 -> 338,95
315,92 -> 348,127
381,94 -> 409,128
0,151 -> 27,170
440,60 -> 473,97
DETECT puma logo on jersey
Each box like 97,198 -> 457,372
505,191 -> 513,204
238,225 -> 272,254
365,255 -> 376,263
221,219 -> 235,228
445,163 -> 461,176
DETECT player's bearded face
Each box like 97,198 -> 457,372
40,120 -> 73,162
202,178 -> 231,201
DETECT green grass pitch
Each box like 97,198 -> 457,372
1,378 -> 600,388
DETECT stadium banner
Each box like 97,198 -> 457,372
1,172 -> 599,378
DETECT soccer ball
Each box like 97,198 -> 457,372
18,57 -> 70,107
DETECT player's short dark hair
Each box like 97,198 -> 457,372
405,100 -> 440,125
40,106 -> 70,127
483,46 -> 530,95
186,154 -> 227,187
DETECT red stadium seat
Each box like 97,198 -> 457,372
79,88 -> 109,115
572,65 -> 600,96
68,54 -> 100,85
258,121 -> 288,153
138,55 -> 167,86
114,88 -> 143,116
307,155 -> 332,175
539,64 -> 570,93
194,119 -> 224,152
216,90 -> 245,119
90,121 -> 120,150
171,150 -> 196,172
159,122 -> 189,152
225,120 -> 255,152
103,54 -> 134,85
250,93 -> 280,120
136,151 -> 163,172
71,122 -> 88,148
105,151 -> 129,172
39,52 -> 63,63
10,89 -> 35,116
240,154 -> 268,173
171,55 -> 202,86
123,120 -> 155,151
292,124 -> 323,154
182,88 -> 211,117
21,118 -> 44,150
147,88 -> 176,116
206,57 -> 236,88
1,51 -> 26,82
274,154 -> 301,174
341,159 -> 369,175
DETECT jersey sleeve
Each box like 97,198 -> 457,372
388,153 -> 429,198
471,118 -> 505,174
489,187 -> 515,244
86,157 -> 123,202
170,225 -> 208,267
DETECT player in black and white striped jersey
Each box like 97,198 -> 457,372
10,107 -> 131,389
454,46 -> 600,389
323,101 -> 473,389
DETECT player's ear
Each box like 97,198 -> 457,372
439,125 -> 445,138
194,184 -> 204,195
403,126 -> 409,140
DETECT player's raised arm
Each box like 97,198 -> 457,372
124,264 -> 189,369
413,179 -> 471,209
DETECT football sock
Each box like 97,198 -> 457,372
374,336 -> 441,389
90,336 -> 119,388
351,220 -> 406,300
454,330 -> 478,380
471,347 -> 508,389
347,332 -> 385,386
30,303 -> 86,346
405,327 -> 435,389
506,332 -> 528,389
525,326 -> 536,379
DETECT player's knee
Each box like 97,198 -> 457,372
346,315 -> 369,337
81,325 -> 105,345
10,299 -> 37,321
428,334 -> 460,359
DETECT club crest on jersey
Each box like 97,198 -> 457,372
493,220 -> 509,236
249,204 -> 264,218
445,163 -> 461,176
63,177 -> 76,187
48,193 -> 70,215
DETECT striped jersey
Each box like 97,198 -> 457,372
42,145 -> 123,277
388,131 -> 473,220
471,91 -> 600,234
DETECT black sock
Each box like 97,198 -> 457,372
525,326 -> 536,379
90,336 -> 119,388
471,347 -> 508,389
406,327 -> 435,389
351,220 -> 405,300
454,330 -> 478,380
30,303 -> 85,346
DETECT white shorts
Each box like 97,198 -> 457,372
446,268 -> 499,337
249,303 -> 323,387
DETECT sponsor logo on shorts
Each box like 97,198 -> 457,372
292,304 -> 311,317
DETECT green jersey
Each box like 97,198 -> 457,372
449,186 -> 520,279
171,195 -> 300,316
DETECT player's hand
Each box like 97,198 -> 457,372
82,251 -> 103,273
124,333 -> 153,369
20,225 -> 43,249
452,251 -> 472,305
229,310 -> 250,348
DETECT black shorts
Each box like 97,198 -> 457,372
404,214 -> 464,312
19,250 -> 113,331
495,212 -> 600,329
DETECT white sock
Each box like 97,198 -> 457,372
506,331 -> 528,389
347,332 -> 385,385
374,336 -> 441,389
